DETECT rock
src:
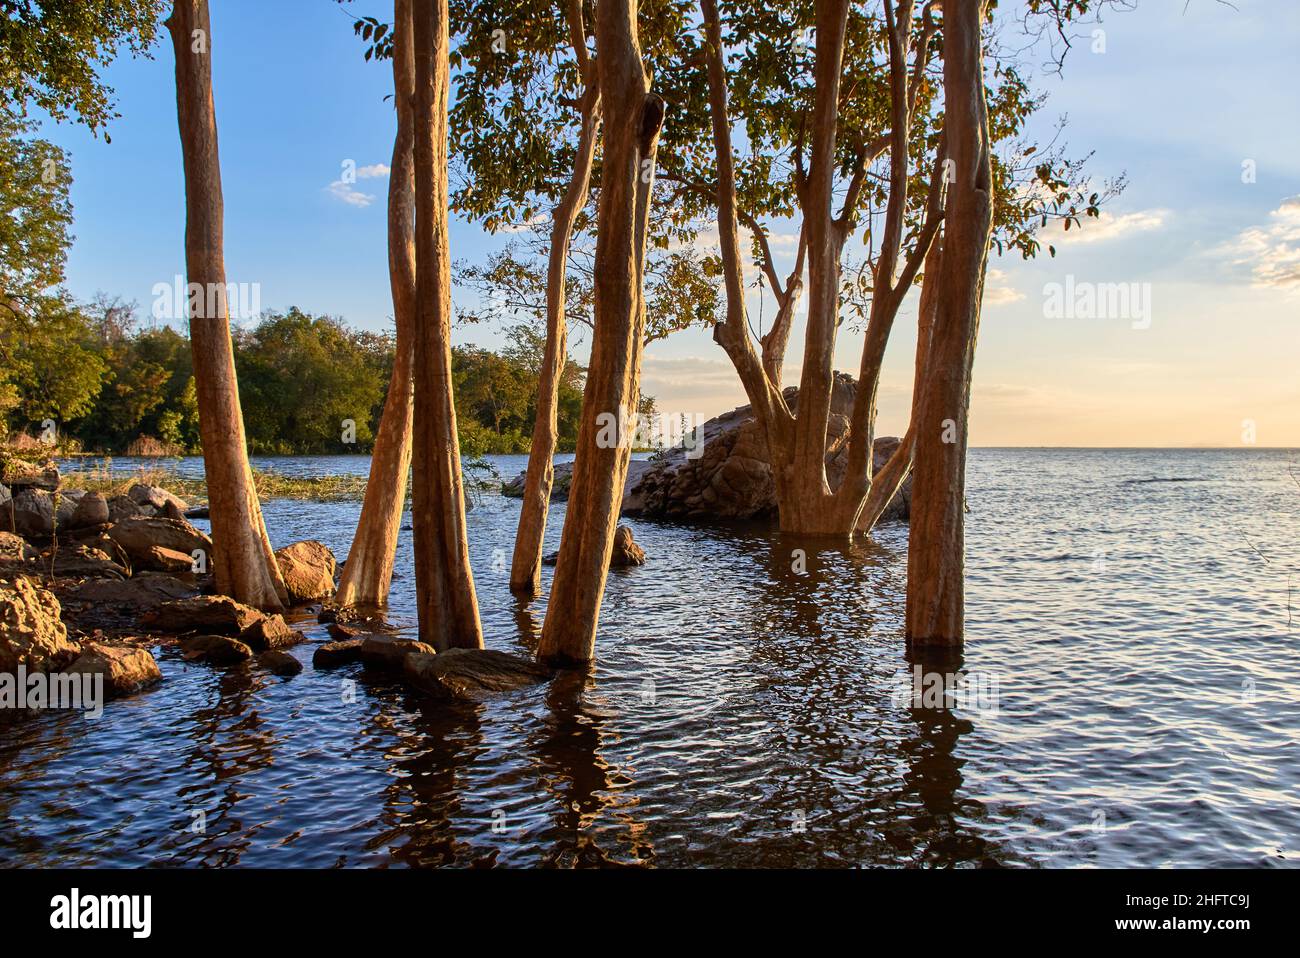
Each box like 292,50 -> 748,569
1,459 -> 59,491
144,595 -> 264,634
180,634 -> 253,665
503,459 -> 652,503
106,516 -> 212,567
257,649 -> 303,677
70,574 -> 198,611
326,618 -> 398,641
66,643 -> 161,697
274,540 -> 337,603
359,634 -> 436,670
9,488 -> 54,537
69,492 -> 110,529
43,544 -> 128,580
623,374 -> 911,524
106,495 -> 143,523
128,483 -> 189,514
313,638 -> 364,669
610,525 -> 646,567
184,504 -> 210,520
0,577 -> 81,674
403,648 -> 552,701
142,545 -> 194,575
0,532 -> 35,564
0,482 -> 9,505
239,614 -> 304,651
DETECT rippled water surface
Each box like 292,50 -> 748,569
3,449 -> 1299,867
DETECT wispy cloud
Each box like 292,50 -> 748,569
1222,195 -> 1300,291
1042,208 -> 1169,245
324,162 -> 390,208
984,268 -> 1025,306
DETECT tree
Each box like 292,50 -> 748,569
335,0 -> 418,611
410,0 -> 483,650
537,0 -> 664,665
0,0 -> 168,133
165,0 -> 287,609
668,0 -> 1110,539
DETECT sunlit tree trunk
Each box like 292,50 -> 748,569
410,0 -> 483,650
906,0 -> 994,646
336,0 -> 416,611
537,0 -> 663,666
165,0 -> 286,610
510,0 -> 602,599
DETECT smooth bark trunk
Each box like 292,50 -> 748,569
335,0 -> 417,611
509,5 -> 601,599
906,0 -> 994,646
411,0 -> 483,650
537,0 -> 663,666
165,0 -> 287,610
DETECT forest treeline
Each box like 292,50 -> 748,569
0,298 -> 591,457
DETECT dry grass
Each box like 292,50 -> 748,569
59,460 -> 370,503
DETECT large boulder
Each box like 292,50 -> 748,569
610,525 -> 646,567
106,496 -> 143,523
68,573 -> 198,611
623,374 -> 911,523
403,648 -> 552,701
502,459 -> 652,503
360,634 -> 436,670
43,544 -> 128,580
70,492 -> 111,529
9,488 -> 55,537
0,577 -> 81,674
128,484 -> 189,514
313,638 -> 364,669
106,516 -> 212,567
274,540 -> 336,603
1,459 -> 59,491
180,634 -> 253,665
143,595 -> 264,634
239,614 -> 305,651
66,644 -> 162,698
0,532 -> 35,564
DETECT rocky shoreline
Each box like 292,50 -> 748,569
1,459 -> 564,717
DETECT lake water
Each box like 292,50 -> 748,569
2,449 -> 1298,867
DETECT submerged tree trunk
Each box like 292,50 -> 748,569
509,1 -> 601,599
335,0 -> 417,611
537,0 -> 663,666
165,0 -> 287,610
906,0 -> 994,646
410,0 -> 483,650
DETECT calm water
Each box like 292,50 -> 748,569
3,449 -> 1298,867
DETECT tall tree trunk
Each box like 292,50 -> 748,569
537,0 -> 663,666
510,1 -> 601,599
335,0 -> 417,611
906,0 -> 994,646
410,0 -> 483,650
165,0 -> 286,611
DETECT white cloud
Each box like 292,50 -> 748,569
1223,195 -> 1300,291
1042,208 -> 1169,245
325,179 -> 376,208
324,162 -> 390,208
984,268 -> 1025,306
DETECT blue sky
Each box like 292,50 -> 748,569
37,0 -> 1300,446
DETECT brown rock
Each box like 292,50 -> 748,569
402,648 -> 551,701
239,614 -> 305,651
128,483 -> 189,514
142,545 -> 194,574
610,525 -> 646,567
1,459 -> 59,490
43,544 -> 128,580
66,643 -> 161,697
0,577 -> 80,674
70,492 -> 110,529
9,488 -> 54,537
360,634 -> 436,670
274,540 -> 337,603
106,516 -> 212,567
313,638 -> 364,669
106,496 -> 143,523
0,531 -> 36,564
144,595 -> 264,634
180,634 -> 253,665
70,574 -> 198,610
257,649 -> 303,677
